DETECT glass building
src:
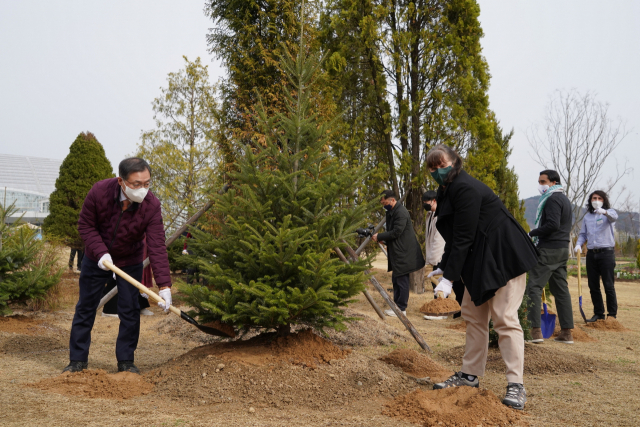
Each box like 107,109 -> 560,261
0,154 -> 62,225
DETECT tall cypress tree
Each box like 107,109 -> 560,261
180,37 -> 374,335
42,132 -> 114,248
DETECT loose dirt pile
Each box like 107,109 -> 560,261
439,344 -> 602,375
29,370 -> 154,399
379,349 -> 452,382
584,318 -> 629,331
383,388 -> 525,427
319,311 -> 408,347
0,315 -> 45,335
446,320 -> 467,332
148,330 -> 419,410
419,297 -> 460,314
552,326 -> 597,342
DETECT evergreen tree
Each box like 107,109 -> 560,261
492,123 -> 529,232
43,132 -> 114,248
180,37 -> 373,334
1,202 -> 63,314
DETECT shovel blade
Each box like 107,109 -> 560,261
541,303 -> 556,338
179,311 -> 236,338
579,295 -> 588,324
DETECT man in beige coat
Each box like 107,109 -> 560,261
423,191 -> 464,318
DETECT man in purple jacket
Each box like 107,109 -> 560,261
63,158 -> 172,374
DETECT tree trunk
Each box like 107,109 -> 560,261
277,323 -> 291,336
409,267 -> 425,294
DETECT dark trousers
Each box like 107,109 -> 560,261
392,274 -> 410,311
586,250 -> 617,317
102,278 -> 150,314
69,257 -> 143,362
526,247 -> 574,329
69,249 -> 84,269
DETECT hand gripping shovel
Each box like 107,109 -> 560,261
577,252 -> 587,324
541,288 -> 556,339
103,260 -> 235,338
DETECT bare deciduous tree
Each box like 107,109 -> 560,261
528,89 -> 632,241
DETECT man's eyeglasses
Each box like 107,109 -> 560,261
124,180 -> 151,190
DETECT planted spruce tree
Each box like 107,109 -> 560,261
43,132 -> 114,248
180,41 -> 373,335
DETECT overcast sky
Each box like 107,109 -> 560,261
0,1 -> 637,205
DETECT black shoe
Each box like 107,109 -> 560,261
608,315 -> 616,319
586,315 -> 605,323
63,361 -> 88,373
117,360 -> 140,374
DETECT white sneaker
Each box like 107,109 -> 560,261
384,309 -> 406,317
140,308 -> 154,316
101,312 -> 119,318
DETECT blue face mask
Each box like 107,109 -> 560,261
383,204 -> 392,212
430,166 -> 452,185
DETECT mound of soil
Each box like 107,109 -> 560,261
30,370 -> 153,399
439,344 -> 602,375
552,326 -> 597,342
379,349 -> 453,382
1,335 -> 67,355
0,315 -> 45,335
446,320 -> 467,332
383,388 -> 524,427
584,318 -> 628,331
419,297 -> 460,314
148,332 -> 419,410
319,311 -> 408,347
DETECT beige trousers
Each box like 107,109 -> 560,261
461,273 -> 526,384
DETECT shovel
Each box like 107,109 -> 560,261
103,260 -> 235,338
577,251 -> 587,324
541,288 -> 556,339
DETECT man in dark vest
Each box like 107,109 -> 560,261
63,158 -> 173,374
373,190 -> 425,316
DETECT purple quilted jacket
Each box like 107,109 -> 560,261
78,178 -> 171,288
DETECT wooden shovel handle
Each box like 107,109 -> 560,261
103,260 -> 181,317
577,252 -> 582,297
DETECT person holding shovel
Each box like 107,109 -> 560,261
426,144 -> 538,411
575,190 -> 618,322
63,158 -> 173,375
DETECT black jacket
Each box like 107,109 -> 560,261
435,170 -> 538,305
528,192 -> 572,249
377,203 -> 425,277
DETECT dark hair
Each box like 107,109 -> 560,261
119,158 -> 151,180
380,189 -> 397,200
586,190 -> 611,213
539,169 -> 561,185
422,190 -> 437,202
426,144 -> 463,184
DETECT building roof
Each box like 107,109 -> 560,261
0,154 -> 63,196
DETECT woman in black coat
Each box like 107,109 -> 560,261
427,144 -> 538,411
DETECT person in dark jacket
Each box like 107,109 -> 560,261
526,170 -> 574,344
372,190 -> 425,317
426,145 -> 538,411
64,158 -> 173,375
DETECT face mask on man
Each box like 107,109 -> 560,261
538,184 -> 549,195
592,200 -> 603,210
423,203 -> 432,212
383,204 -> 392,212
431,166 -> 452,186
122,183 -> 148,203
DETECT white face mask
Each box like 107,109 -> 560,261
592,200 -> 603,210
538,184 -> 549,195
123,184 -> 148,203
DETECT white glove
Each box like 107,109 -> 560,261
140,291 -> 149,299
427,268 -> 443,278
98,253 -> 113,271
574,245 -> 582,254
434,277 -> 453,298
158,288 -> 172,312
182,249 -> 188,255
596,208 -> 607,215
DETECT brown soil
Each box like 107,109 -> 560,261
379,349 -> 453,382
552,326 -> 597,342
439,344 -> 602,375
383,388 -> 525,427
446,320 -> 468,332
0,315 -> 46,335
29,370 -> 153,400
319,311 -> 408,347
584,318 -> 629,331
419,297 -> 460,314
147,332 -> 419,410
